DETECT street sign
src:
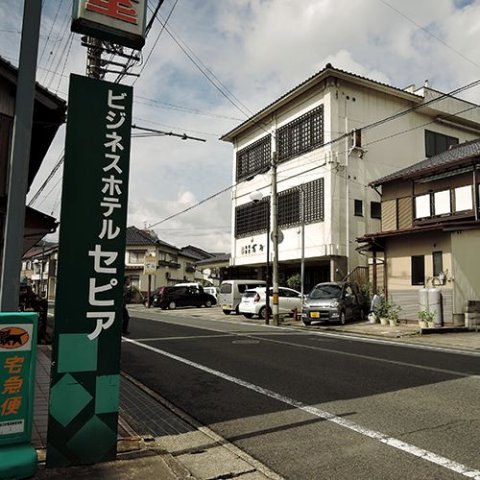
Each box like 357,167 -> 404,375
143,252 -> 157,275
47,74 -> 132,467
271,230 -> 284,244
72,0 -> 147,50
0,312 -> 37,479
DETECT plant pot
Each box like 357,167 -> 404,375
379,317 -> 389,326
418,320 -> 428,329
368,313 -> 378,324
389,319 -> 397,327
427,321 -> 435,328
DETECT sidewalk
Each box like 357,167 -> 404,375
32,345 -> 281,480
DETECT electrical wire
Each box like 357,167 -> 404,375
39,0 -> 66,65
378,0 -> 480,71
126,0 -> 179,85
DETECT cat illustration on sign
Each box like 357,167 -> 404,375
0,327 -> 29,348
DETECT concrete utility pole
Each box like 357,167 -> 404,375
86,37 -> 103,79
271,148 -> 280,326
300,188 -> 305,298
0,0 -> 42,311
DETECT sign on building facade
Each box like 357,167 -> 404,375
72,0 -> 147,49
46,74 -> 132,467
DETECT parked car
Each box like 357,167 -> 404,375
218,279 -> 266,315
203,286 -> 218,302
152,285 -> 216,309
239,286 -> 303,319
302,282 -> 365,326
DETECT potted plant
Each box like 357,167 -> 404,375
377,300 -> 390,326
418,310 -> 435,328
386,302 -> 401,327
378,299 -> 401,326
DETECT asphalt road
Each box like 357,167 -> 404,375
121,308 -> 480,480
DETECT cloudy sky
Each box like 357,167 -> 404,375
1,0 -> 480,252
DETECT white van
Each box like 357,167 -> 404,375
219,279 -> 266,315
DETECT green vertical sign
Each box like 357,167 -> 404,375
0,312 -> 37,479
46,74 -> 131,467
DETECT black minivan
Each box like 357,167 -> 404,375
152,285 -> 216,310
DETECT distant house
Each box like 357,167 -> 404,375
125,227 -> 218,294
194,253 -> 230,286
358,139 -> 480,325
0,56 -> 66,274
221,64 -> 480,291
21,242 -> 58,300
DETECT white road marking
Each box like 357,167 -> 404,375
123,336 -> 480,479
130,309 -> 480,358
129,314 -> 480,378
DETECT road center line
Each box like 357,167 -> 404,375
123,337 -> 480,479
133,315 -> 478,378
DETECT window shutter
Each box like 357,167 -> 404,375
381,200 -> 396,231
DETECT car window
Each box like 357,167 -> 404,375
309,284 -> 342,299
220,283 -> 232,294
243,291 -> 257,298
238,284 -> 249,293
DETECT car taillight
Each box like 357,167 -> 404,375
254,293 -> 260,302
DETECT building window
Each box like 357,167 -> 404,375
433,190 -> 451,216
278,189 -> 301,227
433,251 -> 443,277
454,185 -> 473,212
128,250 -> 146,264
414,194 -> 431,219
277,105 -> 324,163
236,135 -> 271,182
128,275 -> 140,288
354,199 -> 363,217
370,201 -> 381,219
235,197 -> 270,237
425,130 -> 458,157
411,255 -> 425,285
234,178 -> 324,238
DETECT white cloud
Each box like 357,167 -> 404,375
4,0 -> 480,253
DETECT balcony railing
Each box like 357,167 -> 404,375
158,260 -> 181,269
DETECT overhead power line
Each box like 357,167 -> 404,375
378,0 -> 480,71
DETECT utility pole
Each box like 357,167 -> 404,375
300,188 -> 305,298
0,0 -> 42,311
86,37 -> 103,79
271,146 -> 280,326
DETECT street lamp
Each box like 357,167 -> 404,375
249,190 -> 270,325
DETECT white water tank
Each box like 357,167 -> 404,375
428,288 -> 443,326
419,288 -> 429,313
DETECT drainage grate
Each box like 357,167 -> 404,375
120,376 -> 194,437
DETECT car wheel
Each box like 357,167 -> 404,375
205,300 -> 212,308
223,310 -> 231,315
243,313 -> 254,319
303,320 -> 311,326
168,301 -> 176,310
259,306 -> 271,320
339,310 -> 346,325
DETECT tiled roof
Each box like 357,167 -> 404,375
126,226 -> 177,249
0,55 -> 66,108
220,64 -> 421,142
371,138 -> 480,186
180,245 -> 214,261
195,253 -> 230,265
